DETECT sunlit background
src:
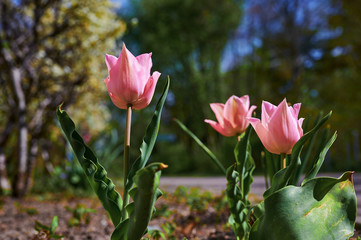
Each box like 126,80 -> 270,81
1,0 -> 360,197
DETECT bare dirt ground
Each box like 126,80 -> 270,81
1,174 -> 360,239
0,194 -> 234,240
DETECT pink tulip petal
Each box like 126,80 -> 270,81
133,71 -> 161,110
210,103 -> 225,126
251,119 -> 280,154
136,53 -> 153,75
271,99 -> 302,153
239,95 -> 250,109
107,90 -> 128,109
247,105 -> 257,117
205,119 -> 235,137
291,103 -> 301,118
298,118 -> 304,135
122,44 -> 145,101
262,101 -> 277,125
224,96 -> 238,127
248,117 -> 260,128
105,54 -> 118,71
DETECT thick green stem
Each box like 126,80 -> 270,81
122,105 -> 132,220
281,153 -> 286,169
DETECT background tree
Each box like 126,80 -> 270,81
121,0 -> 243,173
121,0 -> 361,173
0,0 -> 124,196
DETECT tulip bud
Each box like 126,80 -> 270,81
249,99 -> 304,155
104,43 -> 161,110
205,95 -> 256,137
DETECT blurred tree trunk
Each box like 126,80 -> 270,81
0,147 -> 11,194
11,67 -> 29,197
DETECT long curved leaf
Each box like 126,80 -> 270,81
174,118 -> 226,174
250,172 -> 356,240
302,131 -> 337,184
57,107 -> 123,226
234,126 -> 255,200
125,77 -> 170,192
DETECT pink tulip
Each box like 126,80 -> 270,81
205,95 -> 256,137
249,99 -> 304,155
104,43 -> 161,110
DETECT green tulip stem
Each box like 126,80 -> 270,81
122,105 -> 132,220
281,153 -> 286,169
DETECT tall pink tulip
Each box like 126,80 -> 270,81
104,43 -> 161,110
249,99 -> 304,155
205,95 -> 256,137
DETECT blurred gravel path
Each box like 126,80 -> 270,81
160,172 -> 361,223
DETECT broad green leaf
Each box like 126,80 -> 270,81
250,172 -> 356,240
57,107 -> 123,226
125,77 -> 170,193
174,118 -> 226,174
112,163 -> 166,240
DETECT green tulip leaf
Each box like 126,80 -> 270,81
125,77 -> 170,193
57,106 -> 123,226
111,163 -> 166,240
174,118 -> 226,174
234,126 -> 255,200
292,113 -> 323,184
250,172 -> 356,240
302,131 -> 337,184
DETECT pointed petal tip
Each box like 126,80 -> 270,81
158,163 -> 168,171
247,117 -> 260,124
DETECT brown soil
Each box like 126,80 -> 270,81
0,195 -> 233,240
0,195 -> 359,240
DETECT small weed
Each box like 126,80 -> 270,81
152,203 -> 172,218
146,229 -> 166,240
14,201 -> 39,215
65,203 -> 96,227
174,186 -> 214,212
33,216 -> 63,239
161,221 -> 177,240
173,186 -> 188,202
